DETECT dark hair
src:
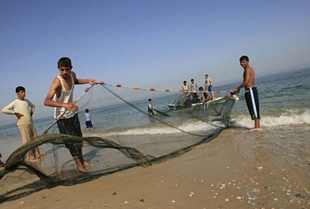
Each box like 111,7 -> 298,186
85,109 -> 89,113
183,80 -> 187,83
58,57 -> 72,68
205,74 -> 208,77
198,87 -> 203,91
191,79 -> 194,81
239,55 -> 249,62
148,98 -> 152,101
15,86 -> 25,93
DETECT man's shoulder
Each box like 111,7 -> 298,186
52,76 -> 62,87
246,66 -> 254,71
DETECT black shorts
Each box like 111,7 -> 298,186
57,114 -> 83,156
245,87 -> 260,120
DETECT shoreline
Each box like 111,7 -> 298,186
1,128 -> 309,208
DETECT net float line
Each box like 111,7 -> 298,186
99,82 -> 233,94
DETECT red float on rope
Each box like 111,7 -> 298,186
179,89 -> 183,93
216,90 -> 220,93
150,88 -> 155,91
165,89 -> 170,92
85,87 -> 90,92
99,81 -> 105,85
116,84 -> 122,87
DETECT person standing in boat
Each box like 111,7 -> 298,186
190,79 -> 199,102
181,81 -> 190,105
182,80 -> 190,92
189,79 -> 198,91
233,55 -> 260,129
204,74 -> 215,100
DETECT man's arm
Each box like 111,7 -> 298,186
2,100 -> 16,115
44,78 -> 76,111
71,71 -> 96,85
1,100 -> 24,119
26,99 -> 35,116
234,68 -> 251,92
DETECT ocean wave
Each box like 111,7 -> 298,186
96,120 -> 226,136
231,108 -> 310,128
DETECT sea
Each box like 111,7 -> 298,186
0,67 -> 309,167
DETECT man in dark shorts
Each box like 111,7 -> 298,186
234,55 -> 260,129
44,57 -> 98,172
148,98 -> 155,116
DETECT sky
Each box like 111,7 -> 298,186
0,0 -> 309,125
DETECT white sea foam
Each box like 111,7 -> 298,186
104,120 -> 225,136
231,109 -> 310,128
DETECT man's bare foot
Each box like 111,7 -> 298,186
83,161 -> 93,167
77,167 -> 87,173
250,128 -> 262,131
29,158 -> 40,163
39,155 -> 47,159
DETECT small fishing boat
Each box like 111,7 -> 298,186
168,92 -> 239,121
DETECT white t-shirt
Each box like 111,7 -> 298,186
2,99 -> 35,125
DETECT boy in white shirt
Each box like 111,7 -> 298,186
2,86 -> 42,163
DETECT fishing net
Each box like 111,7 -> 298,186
0,83 -> 237,203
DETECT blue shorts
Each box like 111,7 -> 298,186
208,85 -> 214,91
245,87 -> 260,120
86,120 -> 93,128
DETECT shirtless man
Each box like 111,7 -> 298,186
44,57 -> 97,172
234,55 -> 260,129
205,74 -> 215,100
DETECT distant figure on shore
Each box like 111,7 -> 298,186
204,74 -> 215,100
148,98 -> 155,116
2,86 -> 43,163
234,55 -> 260,129
84,109 -> 94,130
0,153 -> 4,167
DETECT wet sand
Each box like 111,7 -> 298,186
1,129 -> 309,209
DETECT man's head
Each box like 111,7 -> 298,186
58,57 -> 73,78
198,87 -> 203,91
239,55 -> 249,68
15,86 -> 26,100
183,81 -> 187,85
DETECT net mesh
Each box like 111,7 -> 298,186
0,83 -> 237,203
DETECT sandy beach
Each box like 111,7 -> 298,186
1,128 -> 309,209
